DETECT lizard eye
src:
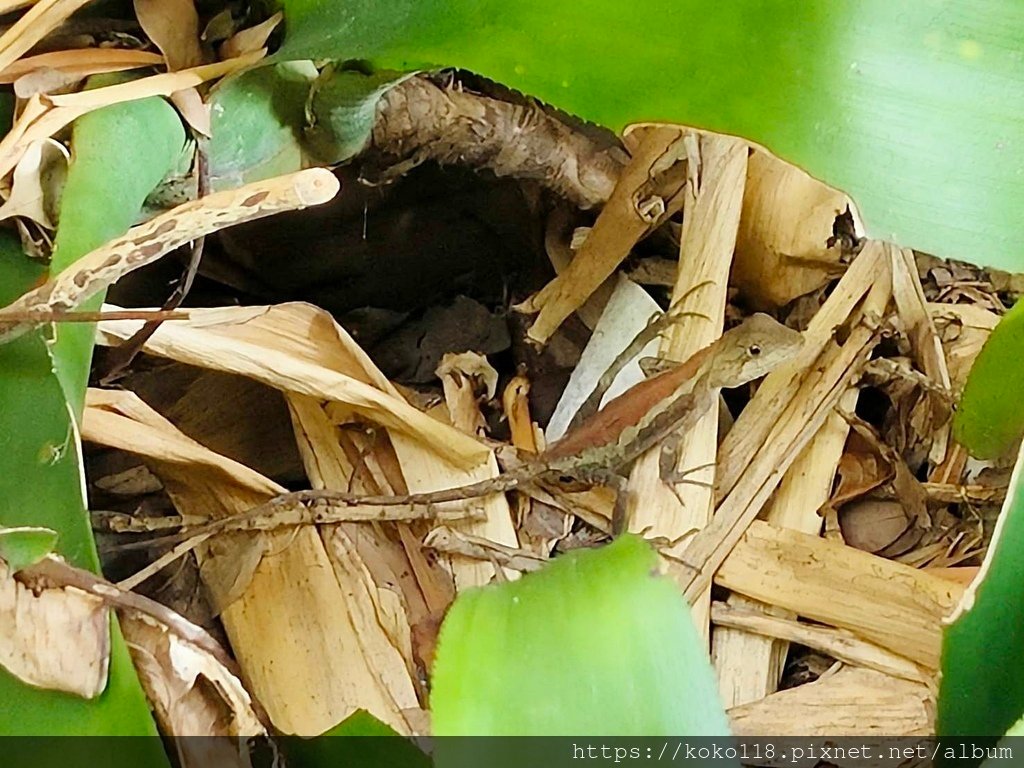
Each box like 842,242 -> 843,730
748,344 -> 762,356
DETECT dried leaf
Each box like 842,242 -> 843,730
171,86 -> 211,136
0,0 -> 95,75
219,12 -> 282,60
0,560 -> 109,698
0,138 -> 67,228
121,611 -> 264,744
0,48 -> 163,85
134,0 -> 203,71
0,51 -> 264,179
839,499 -> 911,553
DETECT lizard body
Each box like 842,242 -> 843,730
153,313 -> 804,541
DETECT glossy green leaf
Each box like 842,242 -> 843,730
0,526 -> 58,572
276,0 -> 1024,273
207,61 -> 317,191
938,439 -> 1024,740
953,298 -> 1024,459
0,85 -> 181,743
0,236 -> 160,742
48,78 -> 185,415
430,535 -> 730,737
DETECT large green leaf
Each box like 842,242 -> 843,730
953,297 -> 1024,459
938,438 -> 1024,741
430,535 -> 730,737
0,87 -> 182,743
48,78 -> 186,415
276,0 -> 1024,273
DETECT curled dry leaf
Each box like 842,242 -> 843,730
0,138 -> 67,228
93,303 -> 489,467
436,351 -> 495,437
436,351 -> 499,401
0,559 -> 109,699
122,612 -> 264,743
732,149 -> 849,310
502,375 -> 541,454
219,12 -> 283,60
171,87 -> 211,137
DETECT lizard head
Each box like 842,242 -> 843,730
706,313 -> 805,389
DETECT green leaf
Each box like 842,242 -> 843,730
304,66 -> 415,164
938,439 -> 1024,739
281,710 -> 431,768
207,61 -> 318,191
430,535 -> 730,736
276,0 -> 1024,273
953,298 -> 1024,459
47,79 -> 185,415
0,235 -> 161,742
0,526 -> 58,572
0,84 -> 181,743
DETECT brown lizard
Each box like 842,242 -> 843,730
138,313 -> 804,547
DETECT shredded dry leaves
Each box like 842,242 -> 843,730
0,2 -> 1011,739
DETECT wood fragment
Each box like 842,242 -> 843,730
728,666 -> 933,736
711,602 -> 929,684
714,521 -> 962,668
625,133 -> 749,634
713,392 -> 856,707
519,125 -> 688,344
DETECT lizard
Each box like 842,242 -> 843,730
133,312 -> 805,549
